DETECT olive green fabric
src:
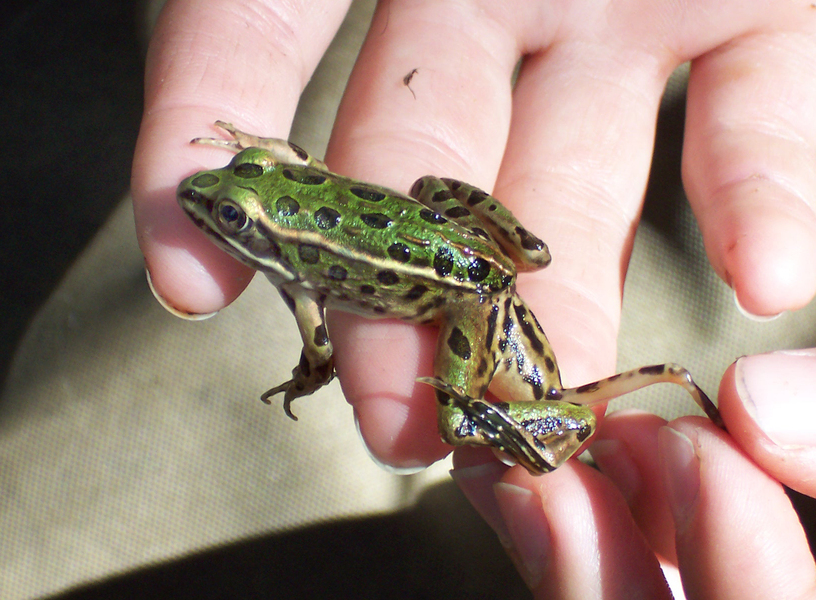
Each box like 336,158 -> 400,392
2,1 -> 815,599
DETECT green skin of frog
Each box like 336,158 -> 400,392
177,122 -> 724,475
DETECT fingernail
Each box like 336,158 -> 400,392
352,409 -> 427,475
589,439 -> 641,503
146,267 -> 217,321
733,289 -> 784,322
735,350 -> 816,447
450,461 -> 510,545
494,483 -> 550,588
658,427 -> 699,532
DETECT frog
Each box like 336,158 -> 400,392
177,121 -> 724,475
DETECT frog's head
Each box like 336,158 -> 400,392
177,148 -> 288,275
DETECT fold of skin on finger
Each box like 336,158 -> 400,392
590,411 -> 679,565
132,0 -> 352,315
719,355 -> 816,497
683,32 -> 816,316
662,420 -> 816,600
497,462 -> 672,599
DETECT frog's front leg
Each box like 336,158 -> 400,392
261,282 -> 335,420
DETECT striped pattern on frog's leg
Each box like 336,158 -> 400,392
549,364 -> 725,429
420,378 -> 596,474
408,176 -> 551,272
427,292 -> 597,474
191,121 -> 329,171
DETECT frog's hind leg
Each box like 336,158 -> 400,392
191,121 -> 329,170
408,176 -> 551,271
426,299 -> 596,474
552,364 -> 725,429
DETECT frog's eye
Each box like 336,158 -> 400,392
216,200 -> 251,233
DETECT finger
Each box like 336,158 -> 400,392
589,411 -> 679,564
718,349 -> 816,497
660,419 -> 816,599
683,29 -> 816,316
452,452 -> 672,598
326,1 -> 530,467
132,0 -> 351,315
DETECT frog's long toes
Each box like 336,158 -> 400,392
283,397 -> 299,421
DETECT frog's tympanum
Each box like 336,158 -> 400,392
177,122 -> 724,475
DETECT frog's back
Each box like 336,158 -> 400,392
220,162 -> 517,320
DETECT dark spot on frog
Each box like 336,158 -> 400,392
419,209 -> 447,225
283,167 -> 327,186
191,173 -> 220,188
447,327 -> 472,360
434,388 -> 451,406
576,382 -> 600,394
467,257 -> 490,282
405,284 -> 428,300
360,213 -> 392,229
513,302 -> 544,355
433,247 -> 454,277
234,163 -> 264,178
546,387 -> 563,400
298,244 -> 320,264
544,356 -> 556,373
287,141 -> 309,162
445,206 -> 471,218
248,236 -> 281,259
409,178 -> 427,198
488,204 -> 497,212
432,189 -> 454,203
360,284 -> 376,295
476,357 -> 488,377
466,190 -> 488,206
470,227 -> 490,240
387,243 -> 411,263
639,365 -> 666,376
327,265 -> 347,281
377,270 -> 399,285
515,226 -> 546,251
276,195 -> 300,216
315,206 -> 341,229
350,186 -> 386,202
313,325 -> 329,347
485,304 -> 499,349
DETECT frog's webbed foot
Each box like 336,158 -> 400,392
191,121 -> 329,170
418,377 -> 595,475
190,120 -> 266,152
262,352 -> 335,421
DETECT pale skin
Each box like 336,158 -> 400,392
133,1 -> 816,598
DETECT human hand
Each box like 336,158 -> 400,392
133,0 -> 816,594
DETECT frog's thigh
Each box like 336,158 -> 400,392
432,306 -> 499,445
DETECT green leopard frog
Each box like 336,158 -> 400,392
177,122 -> 723,475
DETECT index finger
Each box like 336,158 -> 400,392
131,0 -> 351,316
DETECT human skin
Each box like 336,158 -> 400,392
132,1 -> 816,597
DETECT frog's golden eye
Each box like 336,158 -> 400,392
216,200 -> 250,234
